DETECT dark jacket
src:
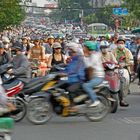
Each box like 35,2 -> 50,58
0,51 -> 11,66
12,54 -> 31,83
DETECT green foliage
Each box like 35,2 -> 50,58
0,0 -> 25,30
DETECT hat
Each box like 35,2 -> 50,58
84,41 -> 97,51
117,37 -> 126,43
52,42 -> 62,49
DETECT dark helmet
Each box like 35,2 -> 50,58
12,42 -> 23,51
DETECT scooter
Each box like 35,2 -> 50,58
118,57 -> 131,98
26,72 -> 111,125
0,64 -> 26,122
103,62 -> 120,113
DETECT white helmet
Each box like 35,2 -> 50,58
100,41 -> 109,48
2,36 -> 10,43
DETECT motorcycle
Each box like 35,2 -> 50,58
26,72 -> 111,125
103,62 -> 120,113
0,64 -> 26,122
0,64 -> 55,122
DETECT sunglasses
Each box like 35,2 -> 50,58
54,48 -> 61,49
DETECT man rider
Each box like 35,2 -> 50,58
112,37 -> 134,107
0,43 -> 11,66
7,42 -> 31,84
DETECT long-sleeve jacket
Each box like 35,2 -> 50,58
64,55 -> 85,83
12,54 -> 31,83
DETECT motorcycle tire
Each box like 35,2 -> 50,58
27,97 -> 52,125
85,94 -> 109,122
11,98 -> 27,122
110,94 -> 118,113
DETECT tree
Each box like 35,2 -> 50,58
124,0 -> 140,19
0,0 -> 25,30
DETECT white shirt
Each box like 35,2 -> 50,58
84,52 -> 105,77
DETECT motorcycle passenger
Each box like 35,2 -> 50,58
100,41 -> 118,64
82,41 -> 105,107
7,43 -> 31,84
0,43 -> 11,66
47,42 -> 66,72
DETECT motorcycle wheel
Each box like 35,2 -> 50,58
27,97 -> 52,125
85,95 -> 109,122
11,98 -> 27,122
110,94 -> 118,113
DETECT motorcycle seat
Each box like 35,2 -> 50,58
23,82 -> 46,95
24,77 -> 48,89
3,79 -> 23,90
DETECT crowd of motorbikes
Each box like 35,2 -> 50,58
0,54 -> 131,126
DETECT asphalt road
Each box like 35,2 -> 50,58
13,82 -> 140,140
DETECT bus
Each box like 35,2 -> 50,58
87,23 -> 109,35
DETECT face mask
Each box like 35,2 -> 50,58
118,44 -> 125,50
11,50 -> 17,56
101,48 -> 108,53
4,44 -> 9,49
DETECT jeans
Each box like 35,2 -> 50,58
82,77 -> 104,102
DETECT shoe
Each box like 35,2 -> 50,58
74,94 -> 88,103
10,109 -> 21,115
89,100 -> 100,107
120,101 -> 129,107
0,108 -> 9,116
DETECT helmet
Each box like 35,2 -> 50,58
2,36 -> 10,43
105,34 -> 111,40
100,41 -> 110,49
48,35 -> 54,39
13,42 -> 23,51
117,36 -> 126,43
83,41 -> 97,51
52,42 -> 62,49
66,34 -> 73,41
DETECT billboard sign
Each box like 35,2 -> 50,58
113,8 -> 128,15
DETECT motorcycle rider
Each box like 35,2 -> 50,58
100,41 -> 118,64
112,37 -> 134,107
82,41 -> 105,107
7,43 -> 31,84
0,43 -> 11,66
113,37 -> 134,75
